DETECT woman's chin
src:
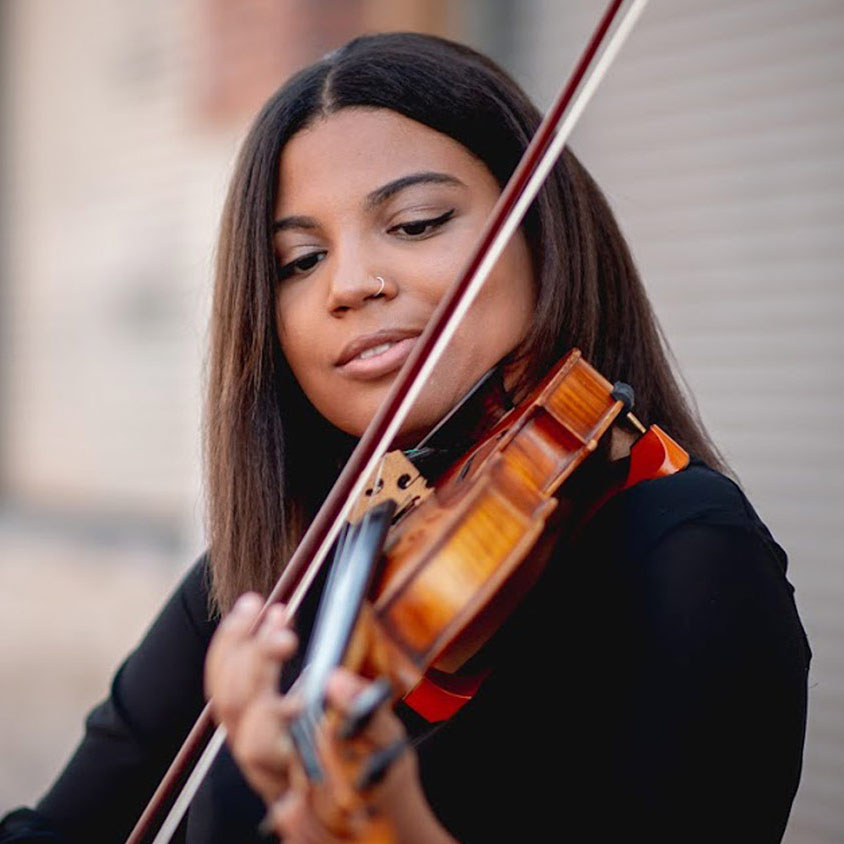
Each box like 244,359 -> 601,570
321,376 -> 471,448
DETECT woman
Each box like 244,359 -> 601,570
1,32 -> 809,843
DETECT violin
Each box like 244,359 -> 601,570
276,349 -> 688,840
126,1 -> 686,841
329,350 -> 689,719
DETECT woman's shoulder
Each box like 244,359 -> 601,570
173,551 -> 217,639
568,458 -> 810,666
129,551 -> 217,653
580,458 -> 786,573
104,552 -> 217,734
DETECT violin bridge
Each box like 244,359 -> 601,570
348,450 -> 432,524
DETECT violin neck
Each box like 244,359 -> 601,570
290,500 -> 396,781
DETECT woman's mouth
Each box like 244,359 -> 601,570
336,335 -> 419,380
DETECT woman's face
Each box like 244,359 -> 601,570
273,107 -> 536,441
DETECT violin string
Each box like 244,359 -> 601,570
133,3 -> 647,841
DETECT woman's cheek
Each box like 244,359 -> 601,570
276,300 -> 311,370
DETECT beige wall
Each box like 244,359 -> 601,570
0,0 -> 463,810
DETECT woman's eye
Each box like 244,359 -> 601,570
277,251 -> 326,280
390,209 -> 455,239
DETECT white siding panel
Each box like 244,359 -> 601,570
516,2 -> 844,841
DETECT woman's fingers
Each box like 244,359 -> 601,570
203,594 -> 303,803
230,693 -> 302,801
324,667 -> 367,705
255,604 -> 298,664
267,789 -> 351,844
326,669 -> 404,746
325,669 -> 419,814
266,791 -> 320,844
205,593 -> 298,734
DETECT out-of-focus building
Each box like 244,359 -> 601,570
1,2 -> 841,841
0,0 -> 456,810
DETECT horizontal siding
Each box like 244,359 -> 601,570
515,2 -> 844,842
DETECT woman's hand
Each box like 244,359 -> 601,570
205,593 -> 300,803
204,593 -> 457,843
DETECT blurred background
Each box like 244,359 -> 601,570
0,0 -> 841,840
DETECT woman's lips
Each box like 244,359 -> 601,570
336,336 -> 418,380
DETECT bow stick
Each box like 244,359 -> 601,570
127,1 -> 648,840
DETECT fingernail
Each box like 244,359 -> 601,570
265,603 -> 286,625
271,629 -> 296,649
233,593 -> 262,614
327,668 -> 361,700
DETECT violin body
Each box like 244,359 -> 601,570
351,350 -> 648,720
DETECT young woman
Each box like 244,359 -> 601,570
1,32 -> 809,844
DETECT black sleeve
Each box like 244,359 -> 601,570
603,522 -> 810,843
0,557 -> 216,844
412,517 -> 809,844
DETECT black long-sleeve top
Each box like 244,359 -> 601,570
1,460 -> 810,842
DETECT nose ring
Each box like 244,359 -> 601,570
373,276 -> 386,298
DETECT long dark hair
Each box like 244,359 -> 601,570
206,32 -> 723,613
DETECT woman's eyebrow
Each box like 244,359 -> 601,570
273,172 -> 464,231
364,171 -> 465,209
273,214 -> 318,233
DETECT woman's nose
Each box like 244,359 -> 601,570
326,269 -> 395,315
